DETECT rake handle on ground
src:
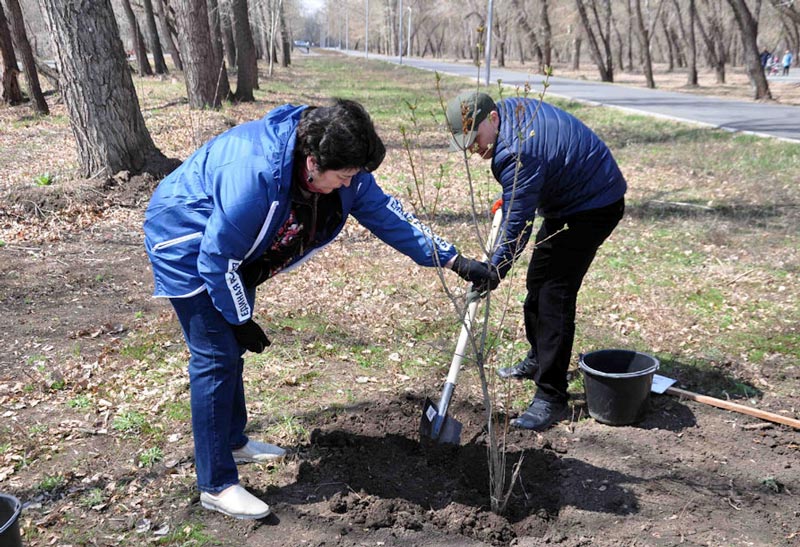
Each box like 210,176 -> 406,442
665,386 -> 800,430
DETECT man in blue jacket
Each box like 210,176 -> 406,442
446,91 -> 626,431
144,99 -> 496,519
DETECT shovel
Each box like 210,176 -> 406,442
652,374 -> 800,429
420,202 -> 504,444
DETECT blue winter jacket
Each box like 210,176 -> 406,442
490,98 -> 627,275
144,104 -> 458,325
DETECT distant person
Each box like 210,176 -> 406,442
782,50 -> 793,76
760,48 -> 772,71
144,98 -> 496,519
444,91 -> 626,431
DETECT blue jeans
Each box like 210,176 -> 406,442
170,292 -> 251,494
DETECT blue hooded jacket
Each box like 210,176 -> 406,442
490,98 -> 627,275
144,104 -> 457,325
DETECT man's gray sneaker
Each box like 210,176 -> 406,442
496,357 -> 539,380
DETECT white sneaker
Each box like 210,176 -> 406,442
232,439 -> 286,464
200,485 -> 270,519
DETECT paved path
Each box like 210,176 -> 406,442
337,50 -> 800,143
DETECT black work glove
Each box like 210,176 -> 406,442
238,260 -> 269,288
451,254 -> 501,293
230,319 -> 271,353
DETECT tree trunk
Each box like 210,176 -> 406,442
34,56 -> 59,90
633,0 -> 656,87
511,0 -> 544,72
573,35 -> 582,69
279,0 -> 290,67
120,0 -> 153,76
540,0 -> 552,67
687,0 -> 698,84
726,0 -> 771,99
206,0 -> 231,100
613,15 -> 625,72
142,0 -> 168,74
660,16 -> 675,71
39,0 -> 168,177
695,1 -> 726,83
673,0 -> 698,85
626,0 -> 634,70
0,1 -> 22,105
220,1 -> 237,68
154,0 -> 182,70
175,0 -> 223,108
575,0 -> 613,81
4,0 -> 47,113
230,0 -> 257,101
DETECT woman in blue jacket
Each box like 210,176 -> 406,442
144,99 -> 496,519
446,91 -> 626,432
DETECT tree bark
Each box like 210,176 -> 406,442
279,0 -> 290,67
633,0 -> 656,88
154,0 -> 182,70
725,0 -> 770,99
220,1 -> 237,68
38,0 -> 168,177
206,0 -> 231,100
575,0 -> 613,81
511,0 -> 544,72
572,35 -> 582,69
673,0 -> 698,85
4,0 -> 47,113
230,0 -> 257,101
0,0 -> 22,105
540,0 -> 552,67
175,0 -> 223,108
142,0 -> 168,74
120,0 -> 153,76
626,0 -> 633,70
34,55 -> 59,90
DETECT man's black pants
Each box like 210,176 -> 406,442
523,198 -> 625,403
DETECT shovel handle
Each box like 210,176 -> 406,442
445,207 -> 505,385
666,386 -> 800,430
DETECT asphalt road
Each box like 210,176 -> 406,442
337,49 -> 800,143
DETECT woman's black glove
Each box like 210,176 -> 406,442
238,260 -> 269,288
451,255 -> 501,293
231,319 -> 271,353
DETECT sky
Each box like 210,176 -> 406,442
299,0 -> 324,15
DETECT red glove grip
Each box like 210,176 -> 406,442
491,198 -> 503,215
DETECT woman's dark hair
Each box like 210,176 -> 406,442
296,98 -> 386,173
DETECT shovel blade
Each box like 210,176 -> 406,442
419,397 -> 462,445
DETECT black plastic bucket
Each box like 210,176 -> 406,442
0,493 -> 22,547
579,349 -> 659,426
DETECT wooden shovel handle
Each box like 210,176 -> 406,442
666,386 -> 800,430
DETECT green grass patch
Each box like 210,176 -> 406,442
138,446 -> 164,467
37,474 -> 65,493
164,400 -> 191,421
154,521 -> 221,546
112,410 -> 150,435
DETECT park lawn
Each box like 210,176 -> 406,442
1,51 -> 798,546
